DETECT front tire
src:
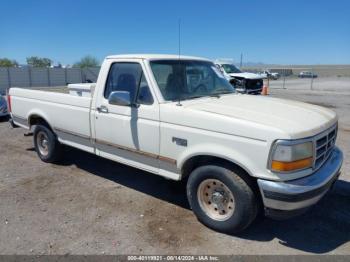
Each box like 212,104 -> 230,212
33,124 -> 62,163
187,165 -> 258,233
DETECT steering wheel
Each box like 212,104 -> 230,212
193,84 -> 208,93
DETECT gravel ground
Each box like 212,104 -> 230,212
0,86 -> 349,255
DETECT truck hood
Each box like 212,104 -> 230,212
181,94 -> 337,139
228,72 -> 263,80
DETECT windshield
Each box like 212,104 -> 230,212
150,60 -> 235,101
221,64 -> 242,74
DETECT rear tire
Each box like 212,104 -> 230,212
187,165 -> 258,234
33,124 -> 62,163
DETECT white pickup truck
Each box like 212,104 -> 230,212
214,61 -> 264,94
258,70 -> 280,80
8,54 -> 343,233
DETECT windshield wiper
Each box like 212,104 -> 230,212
180,94 -> 220,101
211,90 -> 235,96
187,95 -> 205,100
175,92 -> 228,102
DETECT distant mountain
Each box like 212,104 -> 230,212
236,62 -> 267,67
238,63 -> 350,68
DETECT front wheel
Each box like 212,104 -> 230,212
187,165 -> 258,233
33,124 -> 63,163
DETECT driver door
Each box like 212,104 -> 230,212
94,59 -> 160,173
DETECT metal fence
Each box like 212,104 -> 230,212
0,67 -> 100,94
242,66 -> 350,92
1,66 -> 349,95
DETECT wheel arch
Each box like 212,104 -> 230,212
181,154 -> 253,181
27,112 -> 54,132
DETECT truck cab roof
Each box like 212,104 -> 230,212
106,54 -> 210,61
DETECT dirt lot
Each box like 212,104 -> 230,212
0,85 -> 349,255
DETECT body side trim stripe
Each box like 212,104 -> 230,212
54,127 -> 91,140
53,127 -> 177,165
96,139 -> 177,165
11,114 -> 29,127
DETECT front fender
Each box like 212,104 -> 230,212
177,142 -> 261,178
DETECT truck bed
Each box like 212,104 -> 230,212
10,87 -> 93,152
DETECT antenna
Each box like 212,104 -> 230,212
178,18 -> 181,59
176,18 -> 182,106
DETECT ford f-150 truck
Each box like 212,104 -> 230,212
8,54 -> 343,233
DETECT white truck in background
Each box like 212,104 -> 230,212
258,70 -> 280,80
214,60 -> 264,94
8,54 -> 343,233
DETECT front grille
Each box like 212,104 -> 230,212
314,124 -> 337,169
245,79 -> 263,90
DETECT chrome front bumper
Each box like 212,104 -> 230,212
258,146 -> 343,214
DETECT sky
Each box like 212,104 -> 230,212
1,0 -> 349,65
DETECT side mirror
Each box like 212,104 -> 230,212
108,91 -> 131,106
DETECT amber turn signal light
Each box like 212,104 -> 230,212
271,157 -> 313,172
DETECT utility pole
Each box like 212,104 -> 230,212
240,53 -> 243,68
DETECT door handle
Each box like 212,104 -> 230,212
97,106 -> 109,113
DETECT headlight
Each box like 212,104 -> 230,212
270,141 -> 313,172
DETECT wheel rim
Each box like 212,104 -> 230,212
36,131 -> 49,156
197,179 -> 235,221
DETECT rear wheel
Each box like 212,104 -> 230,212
187,165 -> 258,233
33,124 -> 62,163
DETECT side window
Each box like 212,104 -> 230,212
104,62 -> 153,105
137,73 -> 154,105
